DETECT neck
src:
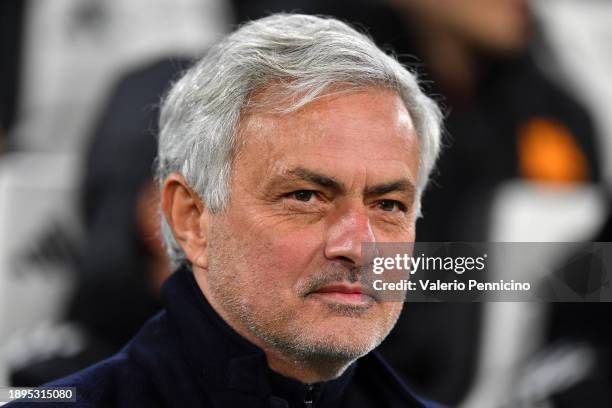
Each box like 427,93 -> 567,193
265,347 -> 353,384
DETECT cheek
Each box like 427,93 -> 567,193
227,215 -> 323,289
261,232 -> 322,286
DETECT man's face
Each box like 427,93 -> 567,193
202,88 -> 419,363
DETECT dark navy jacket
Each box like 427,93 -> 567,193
9,267 -> 442,407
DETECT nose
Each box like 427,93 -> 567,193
324,203 -> 376,265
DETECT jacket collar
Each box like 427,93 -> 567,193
161,265 -> 355,406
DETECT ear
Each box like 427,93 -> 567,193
161,173 -> 210,269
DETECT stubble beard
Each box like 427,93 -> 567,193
205,226 -> 403,377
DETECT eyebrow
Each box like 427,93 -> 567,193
280,167 -> 416,198
364,180 -> 415,198
286,167 -> 344,193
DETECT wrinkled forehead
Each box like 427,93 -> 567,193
231,86 -> 420,188
235,84 -> 415,149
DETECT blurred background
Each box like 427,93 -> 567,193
1,0 -> 611,406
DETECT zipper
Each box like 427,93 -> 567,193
303,384 -> 316,408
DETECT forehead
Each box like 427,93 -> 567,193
235,87 -> 419,184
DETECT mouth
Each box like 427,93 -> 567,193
307,283 -> 376,305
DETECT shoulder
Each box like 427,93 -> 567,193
5,312 -> 173,408
51,350 -> 159,407
3,353 -> 160,408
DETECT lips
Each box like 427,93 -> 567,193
309,283 -> 375,304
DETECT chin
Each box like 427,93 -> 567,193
297,318 -> 390,358
292,334 -> 377,363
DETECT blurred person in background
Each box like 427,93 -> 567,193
369,0 -> 601,240
8,58 -> 192,387
67,57 -> 192,351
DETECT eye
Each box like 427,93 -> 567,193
290,190 -> 316,202
377,200 -> 407,213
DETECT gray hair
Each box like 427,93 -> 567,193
157,13 -> 443,268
